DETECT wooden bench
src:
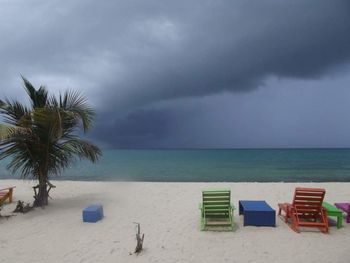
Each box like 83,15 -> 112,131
0,186 -> 16,206
322,202 -> 343,229
199,188 -> 235,231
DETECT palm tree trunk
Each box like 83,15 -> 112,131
33,173 -> 49,207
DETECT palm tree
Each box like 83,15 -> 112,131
0,77 -> 102,207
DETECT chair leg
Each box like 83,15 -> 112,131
230,210 -> 234,231
337,214 -> 343,229
321,224 -> 329,234
292,225 -> 300,233
200,217 -> 205,231
321,209 -> 329,234
278,208 -> 288,223
284,210 -> 289,223
290,209 -> 300,233
9,189 -> 13,203
290,218 -> 300,233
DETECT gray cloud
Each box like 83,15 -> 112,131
90,108 -> 178,148
1,1 -> 350,147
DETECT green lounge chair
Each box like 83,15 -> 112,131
199,188 -> 235,231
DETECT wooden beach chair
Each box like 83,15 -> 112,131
278,187 -> 329,233
0,186 -> 16,206
199,188 -> 235,231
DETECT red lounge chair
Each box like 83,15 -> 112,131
278,187 -> 329,233
0,186 -> 16,206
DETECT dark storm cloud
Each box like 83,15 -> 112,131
1,0 -> 350,147
1,1 -> 350,106
89,108 -> 180,148
100,0 -> 350,109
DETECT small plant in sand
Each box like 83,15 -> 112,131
13,200 -> 34,213
0,77 -> 102,207
134,222 -> 145,254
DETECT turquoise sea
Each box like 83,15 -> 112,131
1,149 -> 350,182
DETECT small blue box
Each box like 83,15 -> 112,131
239,200 -> 275,227
83,204 -> 104,223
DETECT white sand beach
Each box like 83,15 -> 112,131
1,179 -> 349,263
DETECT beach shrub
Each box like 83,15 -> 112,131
0,77 -> 102,207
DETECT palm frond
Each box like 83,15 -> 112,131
0,99 -> 30,126
0,125 -> 39,178
32,107 -> 63,143
0,123 -> 30,141
60,138 -> 101,163
21,76 -> 48,108
56,90 -> 95,132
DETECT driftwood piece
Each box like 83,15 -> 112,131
134,222 -> 145,254
13,200 -> 34,213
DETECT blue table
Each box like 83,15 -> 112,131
83,204 -> 104,223
239,200 -> 275,227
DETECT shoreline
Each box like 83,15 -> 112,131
2,178 -> 350,183
1,179 -> 350,263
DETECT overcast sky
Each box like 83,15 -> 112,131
1,0 -> 350,148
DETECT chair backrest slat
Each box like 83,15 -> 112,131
292,187 -> 325,210
202,189 -> 231,207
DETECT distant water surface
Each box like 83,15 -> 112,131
1,149 -> 350,182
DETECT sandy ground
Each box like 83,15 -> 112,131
0,179 -> 349,263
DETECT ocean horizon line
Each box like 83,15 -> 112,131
99,147 -> 350,150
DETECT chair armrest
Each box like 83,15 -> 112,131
0,186 -> 16,192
